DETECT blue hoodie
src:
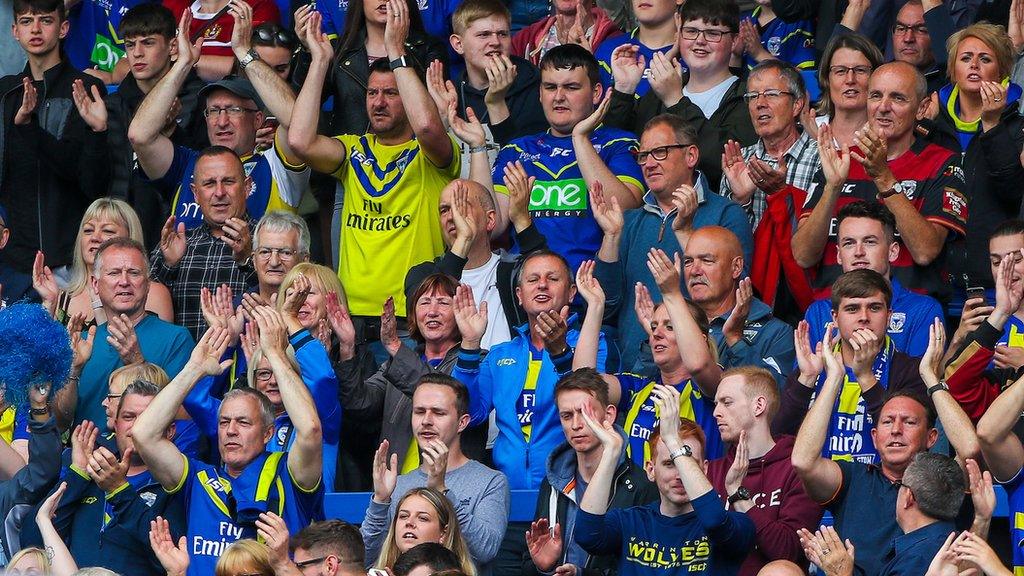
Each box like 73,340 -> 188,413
709,298 -> 794,390
453,317 -> 608,489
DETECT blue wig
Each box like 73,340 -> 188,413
0,303 -> 71,408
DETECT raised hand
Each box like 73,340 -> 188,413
72,79 -> 107,132
421,439 -> 451,491
14,77 -> 37,126
174,9 -> 203,69
302,10 -> 333,63
651,384 -> 683,450
821,322 -> 845,385
722,140 -> 755,203
724,429 -> 749,496
281,273 -> 311,322
850,123 -> 890,181
966,458 -> 996,527
795,320 -> 824,387
721,278 -> 753,346
252,306 -> 290,356
952,531 -> 1010,576
924,531 -> 961,576
71,420 -> 99,472
504,161 -> 535,232
159,216 -> 187,268
980,81 -> 1008,129
799,526 -> 855,576
648,50 -> 683,107
633,282 -> 656,337
994,252 -> 1024,319
448,97 -> 487,148
748,157 -> 787,195
68,313 -> 96,371
535,307 -> 570,355
256,512 -> 292,569
372,439 -> 399,503
107,313 -> 143,365
994,344 -> 1024,370
579,398 -> 621,453
88,445 -> 132,492
589,180 -> 623,236
325,291 -> 356,360
383,0 -> 410,58
453,284 -> 488,350
646,248 -> 682,296
292,4 -> 314,49
847,327 -> 882,383
671,184 -> 698,232
32,251 -> 59,315
426,60 -> 455,120
818,124 -> 850,189
571,87 -> 612,138
188,326 -> 234,376
221,217 -> 252,265
610,44 -> 645,95
37,481 -> 67,524
450,180 -> 479,247
240,319 -> 259,366
380,296 -> 401,356
738,19 -> 771,61
228,0 -> 255,58
150,516 -> 190,576
919,318 -> 945,383
575,260 -> 604,307
525,518 -> 563,572
566,0 -> 592,52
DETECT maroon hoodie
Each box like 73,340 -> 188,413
706,435 -> 824,576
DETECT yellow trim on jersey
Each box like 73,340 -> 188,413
0,407 -> 15,445
521,359 -> 542,442
168,454 -> 191,494
197,470 -> 232,516
274,133 -> 307,172
105,482 -> 132,499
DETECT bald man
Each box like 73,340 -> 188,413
756,561 -> 805,576
792,61 -> 966,303
684,226 -> 795,388
405,179 -> 547,349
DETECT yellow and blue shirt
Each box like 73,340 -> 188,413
331,134 -> 459,316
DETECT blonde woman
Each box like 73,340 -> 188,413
32,198 -> 173,324
369,487 -> 476,576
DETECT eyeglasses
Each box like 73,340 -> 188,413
632,144 -> 693,164
893,23 -> 928,36
294,556 -> 329,569
829,65 -> 872,78
105,393 -> 123,402
255,247 -> 299,261
679,26 -> 733,43
893,479 -> 915,498
742,89 -> 795,103
204,105 -> 260,118
254,369 -> 274,382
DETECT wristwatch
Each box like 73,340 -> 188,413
877,181 -> 904,200
728,486 -> 752,504
927,380 -> 950,396
389,55 -> 410,70
668,445 -> 692,461
238,49 -> 261,69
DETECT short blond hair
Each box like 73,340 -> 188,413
451,0 -> 509,35
109,362 -> 170,395
8,547 -> 52,572
215,539 -> 274,576
277,263 -> 346,312
947,22 -> 1015,82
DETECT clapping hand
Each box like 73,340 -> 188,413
589,180 -> 624,236
372,439 -> 399,503
72,79 -> 107,132
325,291 -> 356,360
150,516 -> 189,576
453,284 -> 488,350
575,260 -> 604,308
525,518 -> 563,572
646,248 -> 682,297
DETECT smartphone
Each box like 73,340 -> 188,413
263,116 -> 279,130
966,286 -> 987,305
368,569 -> 390,576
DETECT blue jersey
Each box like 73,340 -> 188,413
64,0 -> 155,72
152,142 -> 307,230
804,278 -> 943,358
616,373 -> 722,465
742,8 -> 815,70
1003,469 -> 1024,574
492,126 -> 644,272
170,453 -> 323,576
594,29 -> 677,99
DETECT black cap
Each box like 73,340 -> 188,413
198,75 -> 264,110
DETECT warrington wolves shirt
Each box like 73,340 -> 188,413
332,134 -> 459,316
492,126 -> 643,272
799,139 -> 967,301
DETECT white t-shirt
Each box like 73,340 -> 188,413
460,253 -> 512,350
683,75 -> 739,120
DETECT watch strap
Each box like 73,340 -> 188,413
668,446 -> 691,461
728,488 -> 751,504
389,55 -> 410,70
239,49 -> 260,69
927,380 -> 949,396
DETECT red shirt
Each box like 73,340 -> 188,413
799,139 -> 967,301
163,0 -> 281,57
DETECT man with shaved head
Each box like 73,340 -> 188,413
757,560 -> 805,576
792,61 -> 967,303
405,178 -> 547,348
683,226 -> 794,388
593,113 -> 752,373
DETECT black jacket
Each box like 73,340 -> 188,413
919,85 -> 1024,290
328,30 -> 448,135
605,78 -> 756,192
0,61 -> 108,272
104,70 -> 206,250
454,55 -> 548,145
0,418 -> 61,563
404,222 -> 549,334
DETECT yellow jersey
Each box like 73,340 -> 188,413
332,134 -> 460,316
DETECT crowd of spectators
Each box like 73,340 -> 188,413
4,0 -> 1024,574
